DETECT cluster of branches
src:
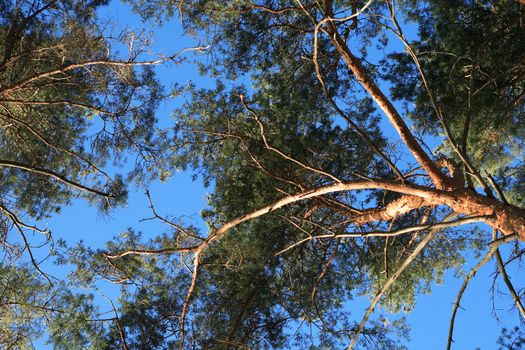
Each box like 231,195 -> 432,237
0,0 -> 524,349
0,1 -> 205,347
91,0 -> 525,348
0,0 -> 207,271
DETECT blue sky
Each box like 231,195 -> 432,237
36,1 -> 523,348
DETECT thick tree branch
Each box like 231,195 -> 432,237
309,1 -> 404,181
383,3 -> 491,194
320,1 -> 451,189
110,179 -> 525,261
107,177 -> 525,347
104,245 -> 198,259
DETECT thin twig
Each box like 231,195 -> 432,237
0,46 -> 209,96
276,216 -> 489,256
144,190 -> 203,241
492,230 -> 525,320
446,247 -> 497,350
488,233 -> 519,248
347,213 -> 458,349
240,95 -> 343,183
99,293 -> 130,350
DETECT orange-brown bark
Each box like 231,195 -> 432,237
312,185 -> 525,241
351,195 -> 436,226
321,2 -> 453,190
440,189 -> 525,239
349,188 -> 525,240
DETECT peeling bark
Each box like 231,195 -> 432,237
352,195 -> 435,226
307,185 -> 525,240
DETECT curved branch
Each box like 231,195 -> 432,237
105,178 -> 525,347
110,178 -> 525,259
0,46 -> 209,96
0,107 -> 113,183
492,230 -> 525,319
0,204 -> 54,285
104,246 -> 198,259
179,251 -> 201,350
111,178 -> 426,260
276,215 -> 491,256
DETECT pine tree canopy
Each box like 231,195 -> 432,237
1,0 -> 525,349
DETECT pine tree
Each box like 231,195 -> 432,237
46,0 -> 525,348
0,1 -> 170,347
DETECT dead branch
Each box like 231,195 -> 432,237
446,247 -> 498,350
492,230 -> 525,319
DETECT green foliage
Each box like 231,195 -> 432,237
2,0 -> 523,349
0,263 -> 110,350
0,0 -> 168,347
59,1 -> 493,348
388,0 -> 525,200
0,0 -> 164,225
0,264 -> 47,349
497,326 -> 525,350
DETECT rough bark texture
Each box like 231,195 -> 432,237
316,2 -> 525,240
352,195 -> 435,226
442,189 -> 525,240
349,188 -> 525,240
322,19 -> 453,190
